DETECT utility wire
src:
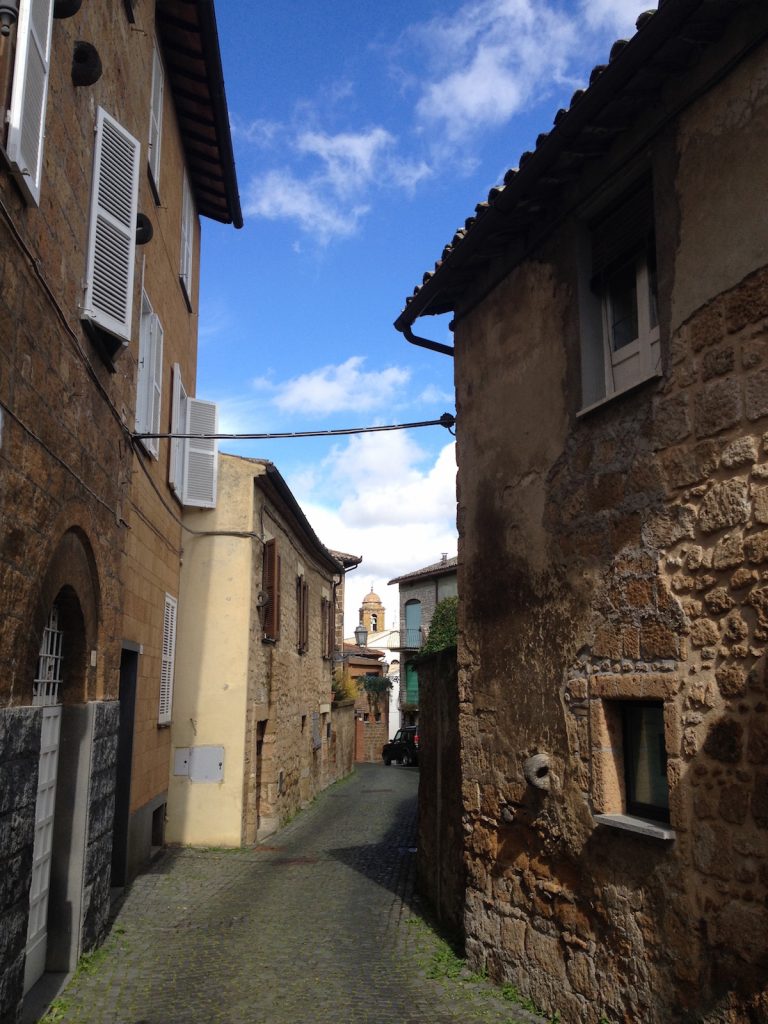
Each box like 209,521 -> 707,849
133,412 -> 456,441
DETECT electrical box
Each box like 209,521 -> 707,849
173,745 -> 224,782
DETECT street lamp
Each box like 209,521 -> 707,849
354,624 -> 368,648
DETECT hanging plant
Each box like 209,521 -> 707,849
357,673 -> 393,713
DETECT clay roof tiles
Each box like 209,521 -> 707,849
395,0 -> 747,330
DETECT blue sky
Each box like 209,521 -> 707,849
197,0 -> 657,632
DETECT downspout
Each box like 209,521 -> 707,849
402,321 -> 454,358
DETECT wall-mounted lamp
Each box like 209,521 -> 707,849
0,1 -> 18,37
354,625 -> 368,648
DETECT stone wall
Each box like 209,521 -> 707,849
416,648 -> 464,938
81,702 -> 118,952
452,16 -> 768,1024
0,708 -> 40,1024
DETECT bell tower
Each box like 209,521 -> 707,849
359,587 -> 385,634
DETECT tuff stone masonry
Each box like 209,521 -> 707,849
396,2 -> 768,1021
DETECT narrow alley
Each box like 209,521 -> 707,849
39,766 -> 543,1024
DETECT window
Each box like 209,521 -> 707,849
179,171 -> 194,306
296,575 -> 309,654
404,600 -> 422,649
580,182 -> 661,411
167,364 -> 218,507
262,540 -> 281,642
590,680 -> 674,839
158,594 -> 177,725
6,0 -> 54,206
621,701 -> 669,823
135,292 -> 163,458
82,108 -> 141,348
148,42 -> 164,194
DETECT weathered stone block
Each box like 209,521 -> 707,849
746,369 -> 768,422
753,772 -> 768,827
748,718 -> 768,764
690,300 -> 725,350
651,393 -> 690,448
694,378 -> 741,438
721,436 -> 758,467
718,783 -> 750,824
0,761 -> 37,816
702,345 -> 734,381
712,531 -> 744,569
753,485 -> 768,524
690,620 -> 719,647
704,587 -> 734,614
642,505 -> 696,548
640,623 -> 679,659
698,479 -> 749,533
745,532 -> 768,563
703,718 -> 743,763
0,708 -> 41,762
725,269 -> 768,333
715,663 -> 746,698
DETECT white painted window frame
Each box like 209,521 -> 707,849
135,291 -> 163,458
601,253 -> 660,400
179,171 -> 194,306
168,363 -> 188,494
148,41 -> 164,192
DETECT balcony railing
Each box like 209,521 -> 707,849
387,627 -> 424,651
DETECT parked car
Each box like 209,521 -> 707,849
382,726 -> 419,767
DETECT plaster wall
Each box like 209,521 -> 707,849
166,456 -> 256,845
453,17 -> 768,1024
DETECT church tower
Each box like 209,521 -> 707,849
359,587 -> 385,634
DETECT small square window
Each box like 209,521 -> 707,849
621,701 -> 669,823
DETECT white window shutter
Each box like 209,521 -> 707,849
179,172 -> 194,301
6,0 -> 54,206
182,399 -> 217,508
83,108 -> 140,343
159,594 -> 177,725
169,363 -> 187,494
148,44 -> 164,187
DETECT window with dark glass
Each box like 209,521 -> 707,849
621,701 -> 669,823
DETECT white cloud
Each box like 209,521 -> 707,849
273,356 -> 411,415
230,116 -> 284,148
296,127 -> 394,193
291,434 -> 458,635
244,169 -> 369,243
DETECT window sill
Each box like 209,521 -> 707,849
577,368 -> 662,418
594,813 -> 675,841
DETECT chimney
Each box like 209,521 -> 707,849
440,552 -> 447,564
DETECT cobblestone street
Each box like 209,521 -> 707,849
38,764 -> 544,1024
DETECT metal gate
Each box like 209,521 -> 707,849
24,605 -> 63,994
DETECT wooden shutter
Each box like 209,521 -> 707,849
263,540 -> 281,641
296,577 -> 309,653
148,43 -> 164,188
6,0 -> 54,206
321,597 -> 331,658
181,398 -> 217,508
159,593 -> 177,724
168,363 -> 187,494
179,171 -> 194,301
83,108 -> 141,343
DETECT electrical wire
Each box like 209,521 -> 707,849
133,412 -> 456,442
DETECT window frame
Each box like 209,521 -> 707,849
578,179 -> 662,415
296,575 -> 309,654
135,291 -> 163,459
179,170 -> 194,308
620,700 -> 670,824
148,40 -> 164,196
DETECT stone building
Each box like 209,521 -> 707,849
389,555 -> 458,724
166,454 -> 351,845
395,2 -> 768,1022
0,1 -> 239,1018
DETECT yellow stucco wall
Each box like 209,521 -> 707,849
165,456 -> 261,845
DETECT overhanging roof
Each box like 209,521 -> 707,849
394,0 -> 754,332
156,0 -> 243,228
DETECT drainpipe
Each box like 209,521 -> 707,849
402,321 -> 454,358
